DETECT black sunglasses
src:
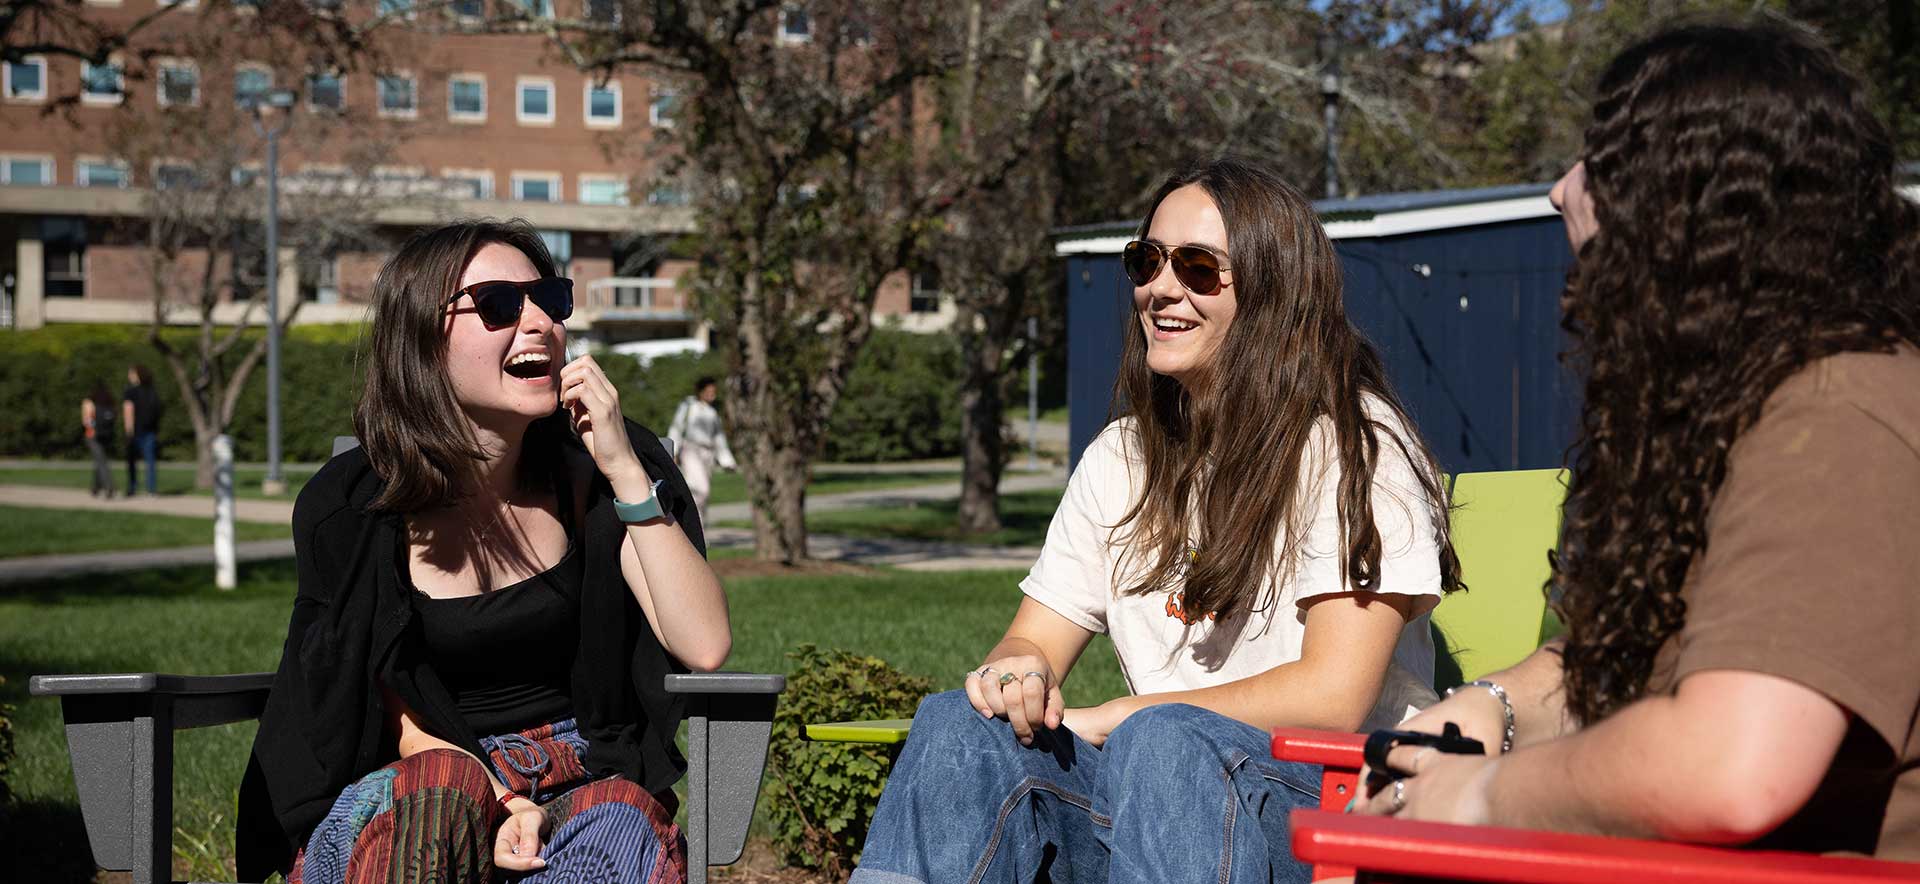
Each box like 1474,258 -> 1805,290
1122,240 -> 1233,296
445,277 -> 574,328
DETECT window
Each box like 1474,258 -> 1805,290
448,74 -> 485,121
77,158 -> 129,187
307,0 -> 343,11
442,169 -> 494,199
234,65 -> 271,108
516,77 -> 553,124
516,0 -> 553,16
450,0 -> 482,18
578,175 -> 628,205
511,172 -> 559,202
82,59 -> 124,105
646,185 -> 687,206
232,0 -> 262,11
1,155 -> 52,185
586,0 -> 620,23
300,254 -> 339,303
155,162 -> 202,190
4,57 -> 46,102
648,88 -> 677,128
376,0 -> 413,16
157,0 -> 197,7
378,73 -> 417,118
910,269 -> 941,313
307,72 -> 344,111
157,61 -> 199,107
231,165 -> 260,187
777,6 -> 811,44
43,217 -> 87,298
584,80 -> 620,127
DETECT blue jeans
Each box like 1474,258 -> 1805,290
126,431 -> 157,495
851,691 -> 1321,884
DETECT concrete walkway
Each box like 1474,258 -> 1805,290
0,466 -> 1064,582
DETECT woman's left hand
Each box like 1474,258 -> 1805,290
560,355 -> 649,492
1352,743 -> 1500,825
1061,697 -> 1137,748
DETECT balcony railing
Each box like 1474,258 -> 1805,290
580,277 -> 690,321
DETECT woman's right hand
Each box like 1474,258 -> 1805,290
965,654 -> 1063,746
493,803 -> 550,872
1355,686 -> 1508,801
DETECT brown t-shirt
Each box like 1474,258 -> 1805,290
1644,349 -> 1920,860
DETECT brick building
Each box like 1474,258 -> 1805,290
0,0 -> 953,351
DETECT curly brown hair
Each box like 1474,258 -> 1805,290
1553,19 -> 1920,726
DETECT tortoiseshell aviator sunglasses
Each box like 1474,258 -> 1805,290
1122,240 -> 1233,295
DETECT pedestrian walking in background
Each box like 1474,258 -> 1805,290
666,376 -> 735,527
122,364 -> 161,496
81,381 -> 116,498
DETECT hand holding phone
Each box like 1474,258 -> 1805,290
1363,721 -> 1485,792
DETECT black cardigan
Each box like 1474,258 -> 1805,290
236,418 -> 703,879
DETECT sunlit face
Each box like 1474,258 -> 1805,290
1549,160 -> 1600,250
1133,184 -> 1238,387
443,242 -> 565,431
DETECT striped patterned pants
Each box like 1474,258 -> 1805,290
292,718 -> 686,884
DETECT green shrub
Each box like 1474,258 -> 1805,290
0,676 -> 14,813
763,644 -> 933,877
823,330 -> 962,462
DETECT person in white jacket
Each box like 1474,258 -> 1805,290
667,376 -> 735,526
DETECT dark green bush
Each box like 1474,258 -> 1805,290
0,676 -> 14,812
763,644 -> 932,877
1,324 -> 965,464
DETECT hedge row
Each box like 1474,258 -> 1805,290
0,324 -> 984,464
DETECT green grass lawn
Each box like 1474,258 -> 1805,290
717,488 -> 1067,548
1,560 -> 1124,881
0,465 -> 317,500
0,505 -> 291,559
702,469 -> 959,506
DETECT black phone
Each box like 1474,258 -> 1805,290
1363,722 -> 1486,791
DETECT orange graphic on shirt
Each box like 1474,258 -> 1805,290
1165,547 -> 1214,624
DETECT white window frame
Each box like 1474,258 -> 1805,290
0,153 -> 54,186
81,56 -> 125,106
648,86 -> 676,128
306,70 -> 346,113
516,76 -> 555,125
583,79 -> 621,128
577,173 -> 629,206
516,0 -> 553,17
4,55 -> 48,103
585,0 -> 621,24
646,185 -> 686,206
375,0 -> 415,19
449,0 -> 483,22
154,58 -> 200,107
76,155 -> 131,188
510,171 -> 561,203
447,73 -> 486,123
151,158 -> 201,190
777,6 -> 812,45
441,167 -> 494,200
233,62 -> 273,109
377,71 -> 418,120
83,0 -> 124,6
156,0 -> 197,7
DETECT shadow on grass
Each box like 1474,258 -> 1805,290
797,488 -> 1063,548
0,559 -> 299,605
0,798 -> 102,883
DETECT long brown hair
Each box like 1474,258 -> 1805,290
1112,156 -> 1461,623
1553,19 -> 1920,725
354,219 -> 562,513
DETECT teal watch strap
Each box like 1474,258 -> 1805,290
613,479 -> 668,523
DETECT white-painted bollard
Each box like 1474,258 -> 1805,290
213,434 -> 236,590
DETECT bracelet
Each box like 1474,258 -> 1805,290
1444,679 -> 1515,754
496,790 -> 524,816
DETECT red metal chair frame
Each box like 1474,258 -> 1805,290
1271,727 -> 1920,883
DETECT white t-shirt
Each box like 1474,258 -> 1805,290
1020,403 -> 1446,731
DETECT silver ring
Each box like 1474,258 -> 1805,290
1390,779 -> 1407,814
1022,671 -> 1046,681
978,667 -> 997,677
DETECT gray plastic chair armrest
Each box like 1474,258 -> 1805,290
332,435 -> 360,458
665,672 -> 786,694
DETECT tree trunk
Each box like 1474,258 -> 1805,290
742,423 -> 810,564
955,303 -> 1010,534
193,424 -> 216,489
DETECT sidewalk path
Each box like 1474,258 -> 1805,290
0,467 -> 1065,582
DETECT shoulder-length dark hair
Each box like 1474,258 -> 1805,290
1111,156 -> 1461,624
1553,19 -> 1920,726
354,219 -> 562,513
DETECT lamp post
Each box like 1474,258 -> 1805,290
246,88 -> 297,495
1319,35 -> 1342,201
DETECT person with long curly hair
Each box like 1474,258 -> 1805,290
852,156 -> 1462,884
1354,19 -> 1920,860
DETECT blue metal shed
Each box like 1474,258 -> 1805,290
1054,183 -> 1578,475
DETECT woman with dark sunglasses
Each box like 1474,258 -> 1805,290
852,157 -> 1461,884
237,219 -> 730,884
1351,20 -> 1920,862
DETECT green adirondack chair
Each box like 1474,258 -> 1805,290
804,468 -> 1570,744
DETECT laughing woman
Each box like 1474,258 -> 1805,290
237,220 -> 730,884
850,157 -> 1461,884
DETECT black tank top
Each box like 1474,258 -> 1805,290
405,478 -> 585,736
